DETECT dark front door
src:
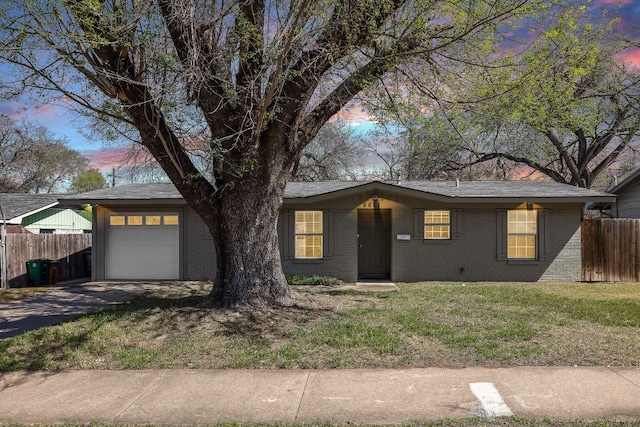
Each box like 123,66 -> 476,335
358,209 -> 391,279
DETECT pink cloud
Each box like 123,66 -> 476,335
82,149 -> 129,171
0,100 -> 28,120
334,105 -> 372,122
616,48 -> 640,68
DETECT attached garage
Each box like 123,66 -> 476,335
106,212 -> 181,280
60,183 -> 217,282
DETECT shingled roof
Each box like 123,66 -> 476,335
61,180 -> 614,204
0,193 -> 60,223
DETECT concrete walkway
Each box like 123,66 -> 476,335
0,367 -> 639,424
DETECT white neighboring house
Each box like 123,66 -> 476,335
0,193 -> 91,234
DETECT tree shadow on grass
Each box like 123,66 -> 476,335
0,289 -> 339,371
0,292 -> 208,371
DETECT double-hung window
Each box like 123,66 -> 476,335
507,209 -> 537,260
424,210 -> 450,239
295,211 -> 323,259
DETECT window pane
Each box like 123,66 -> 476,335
296,211 -> 323,234
425,210 -> 450,224
508,210 -> 537,234
507,235 -> 536,259
164,215 -> 179,225
110,216 -> 125,226
425,225 -> 450,239
295,235 -> 323,259
424,210 -> 450,239
146,216 -> 161,225
127,216 -> 143,225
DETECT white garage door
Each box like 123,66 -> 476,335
106,213 -> 180,280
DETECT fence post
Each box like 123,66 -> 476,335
0,203 -> 7,289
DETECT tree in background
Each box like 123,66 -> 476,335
464,9 -> 640,189
291,120 -> 366,181
1,0 -> 553,308
368,7 -> 640,188
365,111 -> 492,180
69,168 -> 107,194
0,115 -> 89,193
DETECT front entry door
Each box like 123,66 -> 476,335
358,209 -> 391,279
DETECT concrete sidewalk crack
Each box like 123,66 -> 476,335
294,371 -> 311,422
115,371 -> 169,421
606,367 -> 640,390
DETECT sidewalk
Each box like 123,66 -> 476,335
0,367 -> 639,424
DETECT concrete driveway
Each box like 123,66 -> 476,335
0,281 -> 204,341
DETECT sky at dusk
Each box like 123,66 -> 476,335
1,0 -> 639,173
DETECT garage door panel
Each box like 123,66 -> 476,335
106,213 -> 180,280
109,227 -> 177,245
108,255 -> 178,280
109,245 -> 178,264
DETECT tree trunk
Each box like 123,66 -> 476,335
201,170 -> 295,309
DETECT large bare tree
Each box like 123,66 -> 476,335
0,115 -> 89,193
0,0 -> 550,308
291,120 -> 365,181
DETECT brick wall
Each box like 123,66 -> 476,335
177,193 -> 583,283
185,207 -> 216,280
279,193 -> 583,283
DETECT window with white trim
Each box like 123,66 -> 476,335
507,209 -> 537,259
295,211 -> 323,259
424,210 -> 450,239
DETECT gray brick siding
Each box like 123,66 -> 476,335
93,192 -> 583,283
185,207 -> 216,280
279,192 -> 582,282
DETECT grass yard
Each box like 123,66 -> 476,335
1,281 -> 639,370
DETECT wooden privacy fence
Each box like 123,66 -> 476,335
3,234 -> 92,287
582,218 -> 640,282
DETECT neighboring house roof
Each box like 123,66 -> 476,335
588,170 -> 640,211
606,169 -> 640,196
0,193 -> 60,224
61,180 -> 614,205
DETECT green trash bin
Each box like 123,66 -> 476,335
26,259 -> 51,287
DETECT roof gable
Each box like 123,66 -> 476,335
22,208 -> 92,230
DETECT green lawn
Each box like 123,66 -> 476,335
1,282 -> 639,370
